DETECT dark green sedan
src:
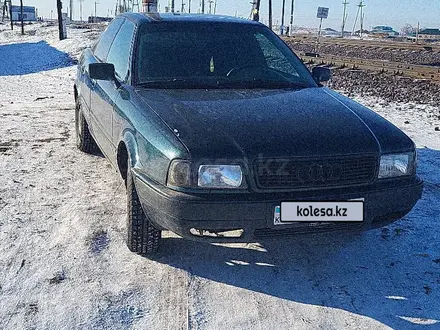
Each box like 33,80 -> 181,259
74,13 -> 422,256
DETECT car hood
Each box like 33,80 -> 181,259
136,87 -> 412,160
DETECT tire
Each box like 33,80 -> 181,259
75,98 -> 97,154
126,158 -> 161,256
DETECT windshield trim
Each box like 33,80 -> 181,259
136,77 -> 313,90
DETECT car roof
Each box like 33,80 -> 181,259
118,12 -> 263,27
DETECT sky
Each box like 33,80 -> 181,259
22,0 -> 439,31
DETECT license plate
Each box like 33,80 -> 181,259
274,200 -> 364,224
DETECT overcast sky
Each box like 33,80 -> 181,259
23,0 -> 439,31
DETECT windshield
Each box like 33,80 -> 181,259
135,21 -> 317,89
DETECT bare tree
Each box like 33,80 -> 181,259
401,23 -> 416,36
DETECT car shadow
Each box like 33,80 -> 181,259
0,40 -> 74,76
153,147 -> 440,329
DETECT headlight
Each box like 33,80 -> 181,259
167,160 -> 191,187
378,152 -> 415,178
198,165 -> 243,188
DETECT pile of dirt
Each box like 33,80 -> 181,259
327,69 -> 440,106
288,40 -> 440,66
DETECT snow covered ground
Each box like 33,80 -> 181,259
0,23 -> 439,330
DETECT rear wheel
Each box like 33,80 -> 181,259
75,98 -> 97,153
126,158 -> 161,256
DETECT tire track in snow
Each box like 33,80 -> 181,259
155,265 -> 189,330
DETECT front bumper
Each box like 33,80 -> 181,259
133,171 -> 423,242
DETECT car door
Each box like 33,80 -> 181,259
91,19 -> 136,161
88,18 -> 124,158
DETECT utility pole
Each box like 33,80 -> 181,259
288,0 -> 295,36
2,0 -> 6,22
181,0 -> 185,12
252,0 -> 261,21
132,0 -> 140,12
171,0 -> 175,12
416,21 -> 420,43
70,0 -> 73,20
359,0 -> 365,38
341,0 -> 348,37
268,0 -> 272,29
57,0 -> 65,40
20,0 -> 23,34
351,3 -> 359,36
352,1 -> 365,38
9,0 -> 12,30
208,0 -> 213,14
94,1 -> 98,21
188,0 -> 191,13
201,0 -> 204,13
214,0 -> 217,14
280,0 -> 286,35
79,0 -> 84,22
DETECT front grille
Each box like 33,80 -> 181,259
254,155 -> 377,189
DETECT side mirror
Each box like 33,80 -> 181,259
312,66 -> 332,83
89,63 -> 116,81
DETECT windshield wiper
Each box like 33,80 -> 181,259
214,78 -> 310,89
137,78 -> 208,89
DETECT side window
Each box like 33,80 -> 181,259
94,18 -> 124,61
255,33 -> 299,77
106,20 -> 135,81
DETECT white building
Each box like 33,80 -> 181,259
11,5 -> 36,22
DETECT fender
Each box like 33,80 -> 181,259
121,128 -> 139,168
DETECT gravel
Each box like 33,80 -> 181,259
288,41 -> 440,66
328,69 -> 440,106
286,40 -> 440,105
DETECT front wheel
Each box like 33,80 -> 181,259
75,98 -> 98,154
126,158 -> 161,256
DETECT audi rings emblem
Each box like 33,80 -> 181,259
297,163 -> 343,182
